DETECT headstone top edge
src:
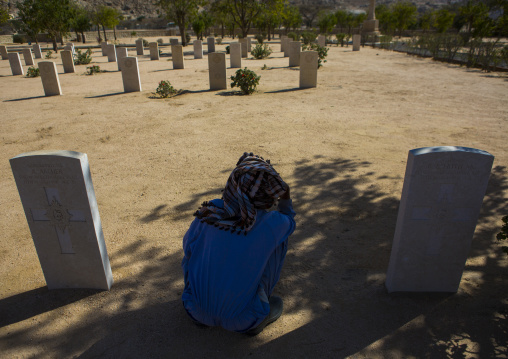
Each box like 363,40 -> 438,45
410,146 -> 494,158
11,150 -> 85,161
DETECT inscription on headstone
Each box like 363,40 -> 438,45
10,150 -> 113,290
208,52 -> 227,90
121,57 -> 142,93
299,51 -> 318,88
38,61 -> 62,96
386,146 -> 494,293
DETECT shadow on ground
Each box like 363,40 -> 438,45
1,157 -> 506,358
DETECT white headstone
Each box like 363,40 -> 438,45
0,45 -> 8,60
106,44 -> 117,62
247,37 -> 252,52
230,42 -> 241,68
353,34 -> 361,51
149,42 -> 159,60
317,35 -> 326,47
116,47 -> 128,71
10,150 -> 113,290
32,44 -> 42,59
289,41 -> 301,67
101,41 -> 108,56
386,146 -> 495,293
193,40 -> 203,59
38,61 -> 62,96
8,52 -> 24,76
23,48 -> 34,66
207,37 -> 215,54
121,57 -> 142,93
64,43 -> 75,55
280,35 -> 287,52
299,51 -> 318,88
208,52 -> 226,90
61,50 -> 75,73
283,38 -> 291,57
240,38 -> 248,58
172,45 -> 184,69
136,39 -> 144,55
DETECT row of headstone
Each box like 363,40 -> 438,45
8,145 -> 494,292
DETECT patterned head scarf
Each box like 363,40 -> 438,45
193,152 -> 288,235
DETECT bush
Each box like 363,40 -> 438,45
255,34 -> 264,44
74,48 -> 92,65
226,45 -> 230,54
230,68 -> 260,95
302,43 -> 328,68
142,38 -> 149,47
336,33 -> 346,47
13,34 -> 26,44
156,80 -> 177,98
497,215 -> 508,255
251,43 -> 272,59
300,31 -> 317,45
157,38 -> 163,45
131,31 -> 137,37
45,50 -> 53,59
216,37 -> 222,45
185,33 -> 191,44
287,32 -> 298,41
26,66 -> 40,77
86,65 -> 101,75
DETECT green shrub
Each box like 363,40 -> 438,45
255,34 -> 264,44
226,45 -> 230,54
86,65 -> 101,75
157,38 -> 163,45
142,38 -> 149,47
26,66 -> 40,77
300,31 -> 317,45
45,50 -> 53,59
185,33 -> 191,44
156,80 -> 177,98
251,43 -> 272,59
302,43 -> 328,68
131,31 -> 137,37
497,215 -> 508,255
74,48 -> 92,65
216,37 -> 222,45
230,68 -> 260,95
287,32 -> 298,41
13,34 -> 26,44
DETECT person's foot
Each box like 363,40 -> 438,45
245,295 -> 283,336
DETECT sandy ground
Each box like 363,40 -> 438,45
0,37 -> 507,358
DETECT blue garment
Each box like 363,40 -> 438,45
182,198 -> 296,332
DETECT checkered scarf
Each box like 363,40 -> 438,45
193,153 -> 288,235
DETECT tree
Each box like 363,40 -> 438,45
299,4 -> 327,28
16,0 -> 44,43
418,10 -> 434,33
434,9 -> 455,34
210,0 -> 232,38
317,11 -> 336,35
0,4 -> 9,25
70,5 -> 91,43
228,0 -> 281,38
97,6 -> 122,41
192,13 -> 205,40
156,0 -> 203,46
376,4 -> 396,34
281,4 -> 301,33
458,0 -> 494,41
391,1 -> 417,37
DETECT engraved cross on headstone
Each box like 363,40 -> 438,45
29,187 -> 85,254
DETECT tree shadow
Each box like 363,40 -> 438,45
2,157 -> 506,358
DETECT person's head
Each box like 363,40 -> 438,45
194,152 -> 288,234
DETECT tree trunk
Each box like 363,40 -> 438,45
102,25 -> 107,41
52,37 -> 58,52
81,31 -> 86,44
179,25 -> 186,46
97,26 -> 102,43
113,26 -> 117,40
221,25 -> 224,38
60,35 -> 64,45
